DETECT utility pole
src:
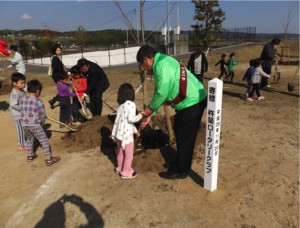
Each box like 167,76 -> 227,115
166,0 -> 169,55
126,29 -> 128,47
140,0 -> 147,109
140,2 -> 145,45
177,1 -> 179,27
134,9 -> 139,45
165,0 -> 175,144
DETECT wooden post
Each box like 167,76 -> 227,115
141,70 -> 147,109
163,105 -> 174,145
287,45 -> 290,64
204,78 -> 223,191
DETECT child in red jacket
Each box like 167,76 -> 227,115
69,66 -> 87,123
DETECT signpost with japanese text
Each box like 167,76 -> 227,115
204,78 -> 223,191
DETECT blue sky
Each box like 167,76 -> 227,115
0,1 -> 299,34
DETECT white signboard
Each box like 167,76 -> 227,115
204,78 -> 223,191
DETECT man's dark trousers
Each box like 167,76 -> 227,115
173,98 -> 207,173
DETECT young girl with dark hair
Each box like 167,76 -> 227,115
57,74 -> 77,127
111,83 -> 143,179
247,59 -> 270,101
69,65 -> 87,123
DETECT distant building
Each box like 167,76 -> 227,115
155,26 -> 189,55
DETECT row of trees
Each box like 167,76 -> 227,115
1,28 -> 158,59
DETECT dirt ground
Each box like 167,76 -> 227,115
0,43 -> 299,228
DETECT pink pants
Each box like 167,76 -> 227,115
115,139 -> 134,177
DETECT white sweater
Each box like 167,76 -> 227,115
111,100 -> 142,149
8,52 -> 26,75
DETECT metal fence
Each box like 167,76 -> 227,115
210,27 -> 257,48
18,27 -> 257,63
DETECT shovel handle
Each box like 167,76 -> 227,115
75,91 -> 87,115
68,79 -> 87,113
46,116 -> 77,131
67,79 -> 92,119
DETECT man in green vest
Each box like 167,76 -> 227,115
136,45 -> 207,179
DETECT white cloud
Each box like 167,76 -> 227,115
21,14 -> 32,20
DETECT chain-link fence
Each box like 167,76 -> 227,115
210,27 -> 256,48
16,27 -> 256,65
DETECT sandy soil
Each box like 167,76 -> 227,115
0,43 -> 299,228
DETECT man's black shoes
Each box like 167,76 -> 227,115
159,169 -> 188,180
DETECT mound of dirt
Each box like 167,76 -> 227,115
60,115 -> 114,153
0,80 -> 12,95
50,113 -> 207,177
58,114 -> 206,152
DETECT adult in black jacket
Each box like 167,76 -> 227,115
260,38 -> 281,88
77,58 -> 110,116
187,45 -> 208,83
49,44 -> 68,109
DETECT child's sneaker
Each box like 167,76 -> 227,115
114,167 -> 120,175
246,97 -> 253,102
18,146 -> 28,151
258,96 -> 265,101
46,156 -> 60,166
121,171 -> 138,179
71,122 -> 81,126
27,154 -> 38,162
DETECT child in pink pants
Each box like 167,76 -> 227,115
111,83 -> 142,179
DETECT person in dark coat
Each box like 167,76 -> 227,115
260,38 -> 281,88
48,44 -> 68,109
187,45 -> 208,84
77,58 -> 110,116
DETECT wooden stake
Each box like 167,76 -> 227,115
163,105 -> 174,145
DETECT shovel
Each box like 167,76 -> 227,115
68,79 -> 92,120
273,58 -> 281,84
287,65 -> 299,92
103,100 -> 117,113
75,90 -> 93,120
46,116 -> 78,132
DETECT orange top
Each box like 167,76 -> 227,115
72,77 -> 87,99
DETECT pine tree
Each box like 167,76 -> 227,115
191,0 -> 225,48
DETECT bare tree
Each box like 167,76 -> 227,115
76,26 -> 86,58
280,4 -> 296,63
280,5 -> 296,44
113,0 -> 139,44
